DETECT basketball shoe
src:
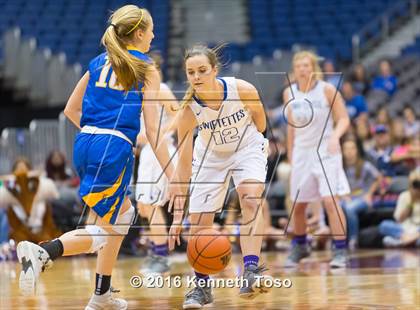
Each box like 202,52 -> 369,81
183,285 -> 213,309
17,241 -> 53,295
284,243 -> 311,267
239,264 -> 273,299
85,289 -> 128,310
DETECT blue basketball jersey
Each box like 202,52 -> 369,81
80,48 -> 151,144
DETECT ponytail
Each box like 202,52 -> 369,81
101,5 -> 153,91
101,25 -> 149,91
180,86 -> 195,109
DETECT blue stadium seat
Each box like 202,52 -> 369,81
246,0 -> 394,61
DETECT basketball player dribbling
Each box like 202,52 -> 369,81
284,51 -> 350,268
168,45 -> 273,309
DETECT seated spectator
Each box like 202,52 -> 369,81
366,125 -> 407,177
341,81 -> 368,123
371,60 -> 397,96
391,118 -> 406,146
0,158 -> 61,243
402,105 -> 420,138
350,63 -> 370,96
322,59 -> 341,88
46,150 -> 79,188
45,151 -> 82,232
379,169 -> 420,247
375,105 -> 392,127
392,134 -> 420,173
341,136 -> 381,249
354,121 -> 374,151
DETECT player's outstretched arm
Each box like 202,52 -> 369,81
168,106 -> 196,250
64,72 -> 89,129
236,79 -> 267,133
142,67 -> 175,180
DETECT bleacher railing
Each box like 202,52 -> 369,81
0,114 -> 79,174
29,119 -> 59,169
352,0 -> 419,63
0,128 -> 31,173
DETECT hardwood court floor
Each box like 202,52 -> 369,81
1,249 -> 419,309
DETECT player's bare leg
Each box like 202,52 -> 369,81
236,180 -> 272,299
18,197 -> 132,310
85,197 -> 132,310
137,202 -> 170,275
322,196 -> 347,268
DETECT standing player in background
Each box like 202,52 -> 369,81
284,51 -> 350,268
16,5 -> 181,310
168,45 -> 272,309
135,52 -> 179,275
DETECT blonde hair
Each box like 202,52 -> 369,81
180,44 -> 224,109
292,50 -> 323,81
101,5 -> 153,91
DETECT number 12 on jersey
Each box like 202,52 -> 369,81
212,127 -> 240,145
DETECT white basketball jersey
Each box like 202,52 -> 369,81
286,80 -> 333,148
189,77 -> 263,154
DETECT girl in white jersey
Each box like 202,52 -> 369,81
284,51 -> 350,268
135,53 -> 179,275
168,45 -> 272,309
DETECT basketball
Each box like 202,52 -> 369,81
187,229 -> 232,275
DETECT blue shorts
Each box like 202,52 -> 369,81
74,133 -> 134,224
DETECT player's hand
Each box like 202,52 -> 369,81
167,180 -> 186,251
168,220 -> 183,251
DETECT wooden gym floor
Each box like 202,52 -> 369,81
0,249 -> 419,309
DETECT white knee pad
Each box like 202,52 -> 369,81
85,225 -> 108,253
112,205 -> 136,235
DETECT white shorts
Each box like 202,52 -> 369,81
188,137 -> 268,213
290,146 -> 350,203
135,141 -> 177,206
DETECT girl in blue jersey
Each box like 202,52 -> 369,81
16,5 -> 181,309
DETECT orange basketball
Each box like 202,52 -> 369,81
187,228 -> 232,275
